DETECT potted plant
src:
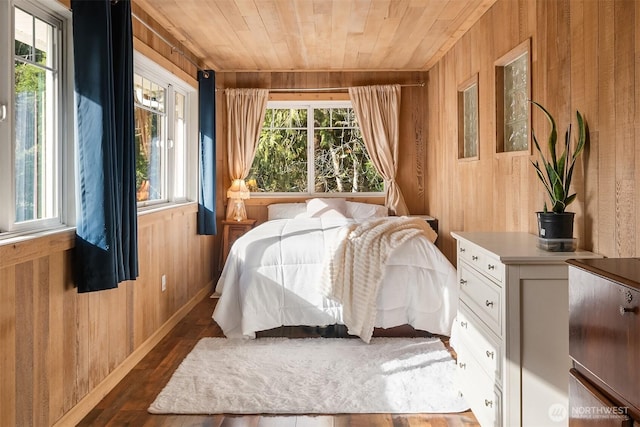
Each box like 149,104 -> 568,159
530,101 -> 586,244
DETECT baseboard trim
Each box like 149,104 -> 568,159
52,283 -> 213,427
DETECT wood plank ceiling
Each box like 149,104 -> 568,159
133,0 -> 498,72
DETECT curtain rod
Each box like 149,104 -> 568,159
131,11 -> 205,74
266,82 -> 425,93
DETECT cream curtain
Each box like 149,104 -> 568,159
225,88 -> 269,217
226,88 -> 269,179
348,84 -> 409,216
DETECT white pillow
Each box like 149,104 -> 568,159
345,201 -> 388,219
267,203 -> 308,220
306,198 -> 347,218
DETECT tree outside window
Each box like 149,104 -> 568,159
248,101 -> 383,195
13,7 -> 58,225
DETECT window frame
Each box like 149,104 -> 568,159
0,0 -> 71,236
457,73 -> 479,161
495,38 -> 532,156
249,99 -> 385,198
133,51 -> 196,210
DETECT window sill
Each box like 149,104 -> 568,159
137,200 -> 196,216
0,225 -> 76,247
0,226 -> 76,268
0,201 -> 196,247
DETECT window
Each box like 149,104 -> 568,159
0,3 -> 195,235
0,1 -> 67,233
247,101 -> 384,195
495,39 -> 531,154
133,53 -> 193,206
457,74 -> 479,160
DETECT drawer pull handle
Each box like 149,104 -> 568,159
487,264 -> 495,270
458,362 -> 466,369
460,248 -> 466,253
485,300 -> 494,307
486,350 -> 494,359
624,290 -> 633,303
485,399 -> 493,408
460,321 -> 468,328
619,306 -> 637,315
459,279 -> 468,286
472,255 -> 478,261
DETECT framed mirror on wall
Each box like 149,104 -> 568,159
495,38 -> 531,154
457,74 -> 479,161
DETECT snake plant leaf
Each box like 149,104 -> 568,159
552,200 -> 566,213
563,126 -> 572,183
531,100 -> 558,167
532,130 -> 555,187
573,111 -> 586,160
531,160 -> 554,201
557,150 -> 567,181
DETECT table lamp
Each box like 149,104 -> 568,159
227,179 -> 250,221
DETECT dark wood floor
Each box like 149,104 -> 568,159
78,295 -> 480,427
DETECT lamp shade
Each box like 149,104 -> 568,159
227,179 -> 250,200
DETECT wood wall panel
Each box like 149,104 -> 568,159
131,1 -> 200,85
215,71 -> 429,222
426,0 -> 640,262
47,251 -> 65,423
0,204 -> 214,427
614,0 -> 636,257
0,267 -> 16,427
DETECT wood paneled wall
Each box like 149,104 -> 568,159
215,71 -> 429,223
426,0 -> 640,262
0,204 -> 215,427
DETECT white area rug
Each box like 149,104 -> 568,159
148,337 -> 469,415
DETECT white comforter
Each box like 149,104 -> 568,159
213,217 -> 458,339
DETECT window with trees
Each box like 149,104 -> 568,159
133,53 -> 192,206
247,101 -> 384,195
0,3 -> 195,235
0,2 -> 66,233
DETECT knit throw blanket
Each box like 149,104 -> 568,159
321,217 -> 438,343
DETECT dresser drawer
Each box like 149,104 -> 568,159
569,266 -> 640,411
569,369 -> 633,427
483,253 -> 505,283
456,303 -> 502,382
456,343 -> 502,427
459,263 -> 502,336
458,240 -> 505,283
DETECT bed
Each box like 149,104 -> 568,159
213,199 -> 458,341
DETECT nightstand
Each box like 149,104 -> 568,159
409,214 -> 439,235
220,219 -> 256,270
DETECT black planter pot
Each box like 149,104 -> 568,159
536,211 -> 575,239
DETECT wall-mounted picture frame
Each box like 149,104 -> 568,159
457,73 -> 479,161
495,38 -> 531,154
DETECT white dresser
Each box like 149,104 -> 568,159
450,232 -> 601,427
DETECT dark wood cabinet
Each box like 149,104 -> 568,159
567,258 -> 640,426
569,369 -> 632,427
